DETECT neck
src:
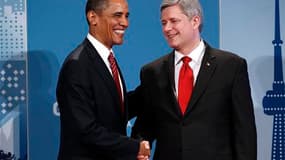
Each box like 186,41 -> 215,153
89,30 -> 112,50
178,38 -> 201,55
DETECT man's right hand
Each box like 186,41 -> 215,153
137,141 -> 150,160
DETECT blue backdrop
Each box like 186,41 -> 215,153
26,0 -> 219,159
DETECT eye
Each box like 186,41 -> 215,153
171,19 -> 180,24
125,13 -> 130,18
114,12 -> 123,17
161,21 -> 167,26
113,12 -> 129,20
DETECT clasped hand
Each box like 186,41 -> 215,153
137,141 -> 150,160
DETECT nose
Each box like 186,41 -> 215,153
120,17 -> 129,28
162,22 -> 172,32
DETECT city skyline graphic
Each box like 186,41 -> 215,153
263,0 -> 285,160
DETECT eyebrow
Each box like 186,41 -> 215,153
112,11 -> 130,16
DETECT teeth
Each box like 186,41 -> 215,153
114,30 -> 125,34
167,32 -> 178,38
168,34 -> 175,38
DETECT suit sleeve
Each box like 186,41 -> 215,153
131,67 -> 156,145
231,58 -> 257,160
127,88 -> 144,120
57,60 -> 140,158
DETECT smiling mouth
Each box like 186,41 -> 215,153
114,30 -> 125,35
167,33 -> 177,39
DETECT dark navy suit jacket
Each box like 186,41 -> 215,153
56,39 -> 139,160
131,42 -> 257,160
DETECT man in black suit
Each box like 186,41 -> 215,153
56,0 -> 150,159
131,0 -> 257,159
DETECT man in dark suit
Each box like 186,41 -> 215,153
56,0 -> 150,159
131,0 -> 257,160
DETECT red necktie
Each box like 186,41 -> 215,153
178,57 -> 193,115
108,52 -> 124,112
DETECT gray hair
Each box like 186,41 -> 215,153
160,0 -> 203,32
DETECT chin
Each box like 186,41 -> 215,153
114,42 -> 123,45
169,43 -> 178,48
166,40 -> 177,47
114,39 -> 124,45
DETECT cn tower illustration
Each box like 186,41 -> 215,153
263,0 -> 285,159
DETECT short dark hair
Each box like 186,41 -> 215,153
85,0 -> 109,15
85,0 -> 109,24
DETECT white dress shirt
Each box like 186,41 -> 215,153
174,40 -> 206,95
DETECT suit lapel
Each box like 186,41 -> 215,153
84,39 -> 124,115
117,64 -> 128,118
184,44 -> 217,115
165,52 -> 184,117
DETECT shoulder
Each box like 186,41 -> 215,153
205,43 -> 246,66
59,40 -> 94,77
64,39 -> 93,62
142,52 -> 172,71
60,40 -> 95,69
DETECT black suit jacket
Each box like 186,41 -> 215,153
56,39 -> 139,160
131,42 -> 257,160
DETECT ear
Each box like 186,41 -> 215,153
87,10 -> 98,26
192,15 -> 201,30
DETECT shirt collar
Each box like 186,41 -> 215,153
87,33 -> 114,60
175,40 -> 205,65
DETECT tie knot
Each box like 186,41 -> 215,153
108,52 -> 115,60
108,52 -> 116,65
181,56 -> 191,64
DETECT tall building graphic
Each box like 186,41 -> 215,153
263,0 -> 285,159
0,0 -> 27,159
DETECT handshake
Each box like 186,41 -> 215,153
137,141 -> 151,160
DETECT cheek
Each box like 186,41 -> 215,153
105,23 -> 114,39
178,25 -> 191,36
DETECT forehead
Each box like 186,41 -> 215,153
105,0 -> 128,11
161,5 -> 186,19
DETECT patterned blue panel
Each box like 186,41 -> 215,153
0,0 -> 27,159
0,61 -> 26,121
0,0 -> 27,119
0,0 -> 25,15
0,0 -> 26,60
